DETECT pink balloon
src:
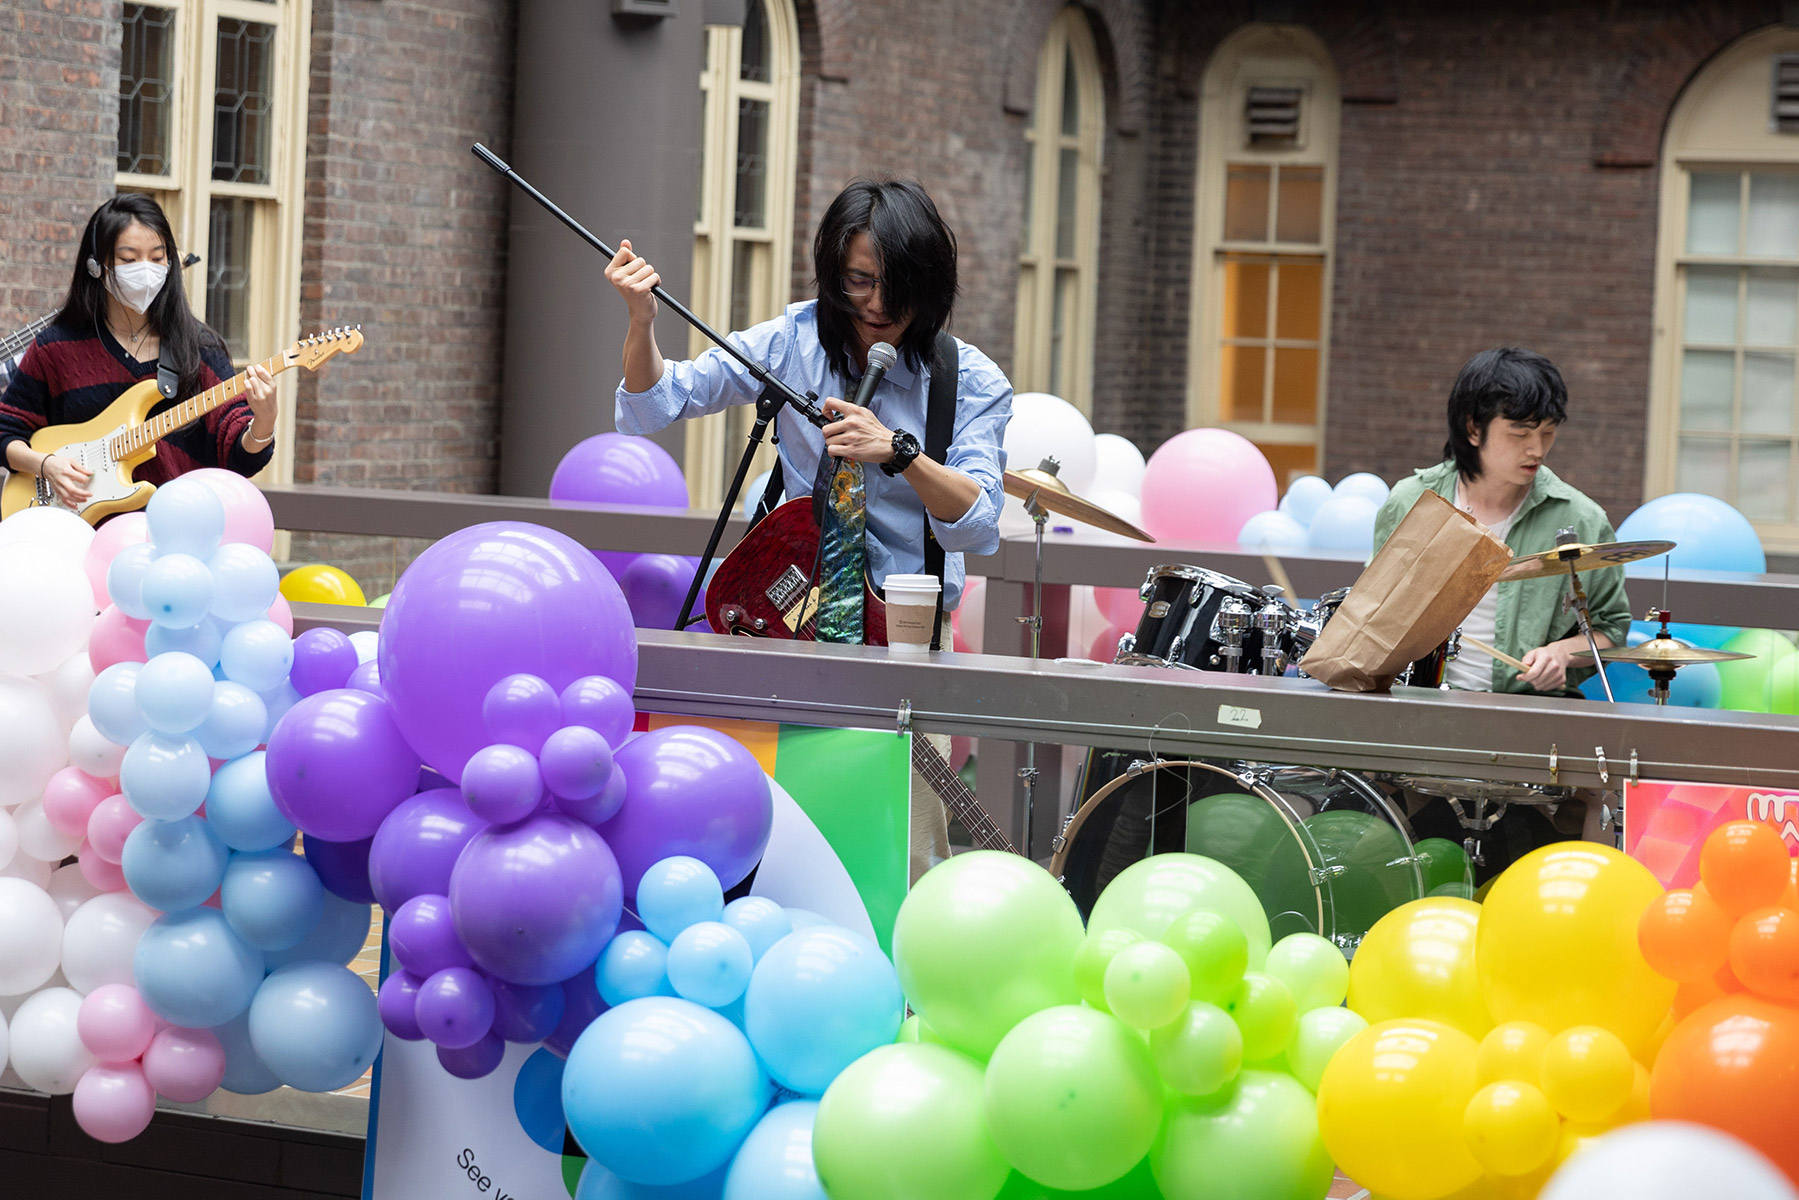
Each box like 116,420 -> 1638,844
186,467 -> 275,552
1139,429 -> 1278,546
948,735 -> 973,774
1094,586 -> 1142,629
77,983 -> 158,1062
88,605 -> 150,673
1087,623 -> 1129,663
86,794 -> 144,865
84,513 -> 149,610
71,1062 -> 156,1143
78,852 -> 128,893
140,1026 -> 226,1102
267,594 -> 295,636
43,767 -> 115,839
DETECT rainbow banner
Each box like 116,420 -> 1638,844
1625,778 -> 1799,888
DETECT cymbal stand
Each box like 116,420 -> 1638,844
1555,529 -> 1615,702
1014,491 -> 1051,860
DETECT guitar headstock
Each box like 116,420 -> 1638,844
285,325 -> 365,371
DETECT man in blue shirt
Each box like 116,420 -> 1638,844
604,178 -> 1012,613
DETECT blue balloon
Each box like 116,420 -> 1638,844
723,1101 -> 826,1200
141,552 -> 215,630
578,1162 -> 730,1200
211,1010 -> 282,1095
1616,492 -> 1766,575
122,814 -> 230,912
88,661 -> 149,745
1236,509 -> 1309,550
596,930 -> 673,1006
741,469 -> 774,521
513,1047 -> 568,1153
248,962 -> 383,1092
219,620 -> 294,693
1333,472 -> 1391,507
146,476 -> 226,560
265,893 -> 371,970
721,897 -> 793,962
195,681 -> 268,761
1579,631 -> 1724,709
666,922 -> 754,1008
563,997 -> 770,1186
136,650 -> 217,735
135,907 -> 266,1028
1278,475 -> 1333,527
222,849 -> 326,951
207,543 -> 280,624
107,542 -> 158,619
145,616 -> 226,669
259,679 -> 302,741
206,751 -> 296,852
741,926 -> 902,1095
637,857 -> 725,942
1305,494 -> 1380,554
120,731 -> 212,820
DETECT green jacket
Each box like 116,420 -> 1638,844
1371,461 -> 1632,695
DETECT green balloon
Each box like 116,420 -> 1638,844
897,1014 -> 921,1043
1772,655 -> 1799,716
1150,999 -> 1243,1096
1429,880 -> 1475,900
1185,794 -> 1321,940
1285,1006 -> 1368,1093
1103,941 -> 1190,1031
1263,933 -> 1349,1013
1226,971 -> 1297,1062
983,1006 -> 1164,1192
1718,629 -> 1797,712
1151,1070 -> 1334,1200
1087,854 -> 1272,971
369,592 -> 391,609
1162,909 -> 1249,1003
995,1158 -> 1160,1200
1413,838 -> 1471,896
892,851 -> 1085,1060
814,1043 -> 1010,1200
1074,927 -> 1144,1013
1264,810 -> 1418,951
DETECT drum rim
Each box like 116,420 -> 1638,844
1144,563 -> 1266,596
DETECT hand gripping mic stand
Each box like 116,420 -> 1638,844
472,144 -> 828,634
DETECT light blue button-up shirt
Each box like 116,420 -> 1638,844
615,300 -> 1011,610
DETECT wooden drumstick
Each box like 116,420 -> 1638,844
1459,634 -> 1529,673
1261,554 -> 1296,601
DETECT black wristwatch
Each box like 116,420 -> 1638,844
881,428 -> 921,476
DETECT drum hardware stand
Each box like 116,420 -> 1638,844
1446,796 -> 1507,868
1011,456 -> 1064,861
1553,527 -> 1616,702
1218,598 -> 1253,672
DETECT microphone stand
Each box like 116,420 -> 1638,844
471,144 -> 826,633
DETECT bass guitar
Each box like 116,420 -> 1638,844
911,734 -> 1017,854
706,496 -> 890,645
0,326 -> 364,524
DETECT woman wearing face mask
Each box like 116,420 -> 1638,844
0,193 -> 277,509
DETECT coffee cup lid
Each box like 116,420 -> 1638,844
883,573 -> 941,593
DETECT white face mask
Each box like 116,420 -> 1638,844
106,260 -> 169,314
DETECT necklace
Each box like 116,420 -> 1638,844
109,316 -> 153,360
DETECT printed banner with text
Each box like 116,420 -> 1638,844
1625,778 -> 1799,888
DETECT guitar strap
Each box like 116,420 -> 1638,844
155,345 -> 178,401
924,331 -> 957,651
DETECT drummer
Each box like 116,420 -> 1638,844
1372,347 -> 1630,696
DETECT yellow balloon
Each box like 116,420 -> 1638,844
1317,1019 -> 1484,1200
279,563 -> 368,607
1347,898 -> 1492,1037
1462,1080 -> 1558,1177
1475,844 -> 1673,1055
1475,1021 -> 1550,1087
1539,1025 -> 1633,1123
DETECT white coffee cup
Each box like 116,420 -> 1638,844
882,573 -> 940,653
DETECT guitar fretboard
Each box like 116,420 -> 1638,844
1,312 -> 56,362
912,737 -> 1016,854
110,352 -> 284,459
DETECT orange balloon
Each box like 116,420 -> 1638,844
1785,858 -> 1799,912
1651,994 -> 1799,1185
1672,960 -> 1748,1020
1698,822 -> 1790,917
1638,887 -> 1732,982
1728,905 -> 1799,1002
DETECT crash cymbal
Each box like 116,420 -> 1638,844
1003,468 -> 1155,542
1569,637 -> 1756,668
1497,539 -> 1675,582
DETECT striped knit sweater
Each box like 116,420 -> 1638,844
0,322 -> 273,484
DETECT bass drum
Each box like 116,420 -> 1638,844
1052,754 -> 1427,956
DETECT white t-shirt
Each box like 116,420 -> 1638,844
1444,488 -> 1527,691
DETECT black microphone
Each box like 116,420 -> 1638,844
850,341 -> 898,409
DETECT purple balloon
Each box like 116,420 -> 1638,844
437,1031 -> 506,1079
265,689 -> 422,842
368,788 -> 487,913
547,433 -> 690,581
559,676 -> 635,750
551,763 -> 626,827
389,894 -> 475,977
378,970 -> 426,1041
301,834 -> 377,904
598,727 -> 773,898
482,674 -> 561,756
345,659 -> 383,697
416,966 -> 495,1049
545,965 -> 606,1059
491,978 -> 567,1043
449,814 -> 624,986
461,744 -> 545,826
619,554 -> 700,632
540,725 -> 614,801
289,629 -> 359,697
378,523 -> 637,784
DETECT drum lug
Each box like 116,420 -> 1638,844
1548,743 -> 1559,784
1116,632 -> 1135,658
1309,864 -> 1349,885
1593,745 -> 1609,787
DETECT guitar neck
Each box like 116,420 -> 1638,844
2,311 -> 57,362
911,736 -> 1018,854
114,352 -> 286,457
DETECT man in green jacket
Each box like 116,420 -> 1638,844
1372,348 -> 1630,696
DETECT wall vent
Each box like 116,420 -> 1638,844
1247,85 -> 1302,147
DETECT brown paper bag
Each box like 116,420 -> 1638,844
1300,489 -> 1513,692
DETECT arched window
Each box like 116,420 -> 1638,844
1186,25 -> 1339,489
1015,6 -> 1105,414
1649,27 -> 1799,549
686,0 -> 800,508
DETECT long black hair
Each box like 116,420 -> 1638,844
58,193 -> 222,397
813,179 -> 958,381
1443,347 -> 1568,479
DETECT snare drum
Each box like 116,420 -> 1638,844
1054,754 -> 1426,955
1116,565 -> 1298,674
1293,586 -> 1463,689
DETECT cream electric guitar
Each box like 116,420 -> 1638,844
0,326 -> 363,524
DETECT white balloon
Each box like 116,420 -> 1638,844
38,650 -> 96,735
1278,475 -> 1333,527
1004,393 -> 1097,494
348,629 -> 379,665
1083,488 -> 1143,532
69,715 -> 128,780
61,891 -> 157,995
0,673 -> 66,807
1091,433 -> 1147,499
0,810 -> 13,871
45,864 -> 103,922
1333,471 -> 1391,507
0,1006 -> 8,1077
13,800 -> 81,864
742,468 -> 774,520
1542,1122 -> 1797,1200
0,850 -> 52,888
0,506 -> 95,568
0,878 -> 65,995
0,545 -> 98,677
955,576 -> 986,655
7,987 -> 96,1094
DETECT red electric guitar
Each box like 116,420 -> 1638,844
705,497 -> 890,645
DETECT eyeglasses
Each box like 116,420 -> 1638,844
841,273 -> 884,299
